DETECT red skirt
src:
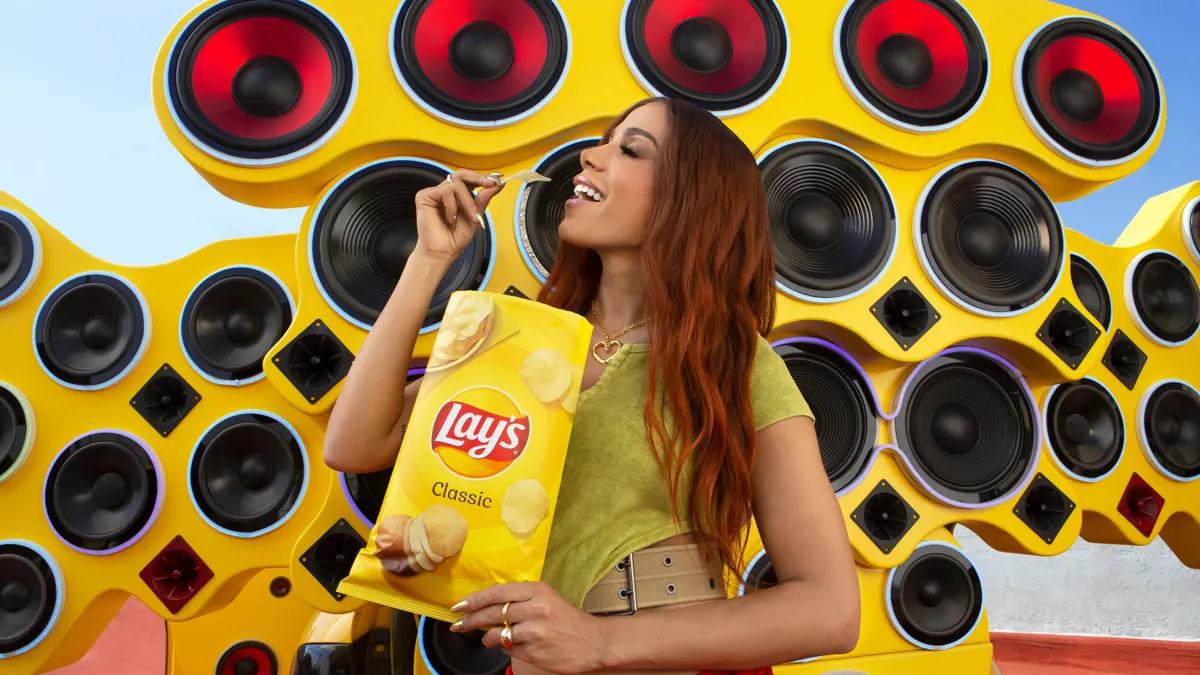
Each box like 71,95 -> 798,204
506,668 -> 773,675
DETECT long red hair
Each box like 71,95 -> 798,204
537,97 -> 776,577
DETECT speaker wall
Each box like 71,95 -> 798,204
391,0 -> 570,126
1016,16 -> 1161,166
886,541 -> 984,650
773,338 -> 878,492
1069,253 -> 1112,330
189,411 -> 308,537
1125,250 -> 1200,347
182,266 -> 295,385
760,140 -> 897,302
892,349 -> 1039,507
418,615 -> 509,675
43,431 -> 163,554
0,208 -> 41,309
1044,378 -> 1124,481
309,158 -> 494,331
138,535 -> 215,614
836,0 -> 988,131
165,0 -> 356,164
915,160 -> 1064,316
0,541 -> 63,659
34,272 -> 151,390
1138,380 -> 1200,482
217,640 -> 278,675
620,0 -> 786,115
515,138 -> 598,281
0,382 -> 34,485
298,519 -> 364,601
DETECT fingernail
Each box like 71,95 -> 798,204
451,600 -> 470,613
449,620 -> 464,632
486,172 -> 503,184
475,214 -> 486,229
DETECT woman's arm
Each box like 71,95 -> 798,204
596,413 -> 861,669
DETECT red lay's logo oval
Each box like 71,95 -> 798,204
430,386 -> 531,479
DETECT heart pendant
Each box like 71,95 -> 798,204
592,340 -> 621,365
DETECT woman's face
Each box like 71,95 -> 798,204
558,102 -> 669,251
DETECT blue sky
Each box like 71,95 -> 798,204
0,0 -> 1196,266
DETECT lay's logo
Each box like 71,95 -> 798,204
430,386 -> 530,479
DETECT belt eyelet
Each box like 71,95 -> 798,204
662,555 -> 673,567
618,588 -> 629,600
665,583 -> 677,595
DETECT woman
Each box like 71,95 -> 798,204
324,97 -> 860,675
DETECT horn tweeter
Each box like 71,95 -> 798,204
130,363 -> 202,438
516,138 -> 598,280
916,161 -> 1064,315
870,277 -> 941,350
44,432 -> 162,553
851,479 -> 919,554
0,541 -> 62,658
1139,380 -> 1200,481
419,615 -> 509,675
0,383 -> 33,484
298,519 -> 365,601
1126,251 -> 1200,347
1036,298 -> 1101,370
893,350 -> 1038,506
189,412 -> 307,536
887,541 -> 984,649
1101,329 -> 1147,391
34,272 -> 150,389
621,0 -> 787,113
760,141 -> 897,301
1045,378 -> 1124,481
273,319 -> 354,404
182,266 -> 294,384
1116,473 -> 1164,538
0,208 -> 41,308
1014,473 -> 1075,544
836,0 -> 988,129
309,159 -> 492,331
138,535 -> 215,614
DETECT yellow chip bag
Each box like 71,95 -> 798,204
337,290 -> 593,622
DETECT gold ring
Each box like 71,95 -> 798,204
501,601 -> 511,627
500,624 -> 514,649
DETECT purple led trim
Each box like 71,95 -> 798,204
886,346 -> 1043,509
43,429 -> 165,556
769,336 -> 898,420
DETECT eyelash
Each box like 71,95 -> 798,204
620,144 -> 638,158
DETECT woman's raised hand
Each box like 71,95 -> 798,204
414,169 -> 506,264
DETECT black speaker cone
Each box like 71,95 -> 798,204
1046,379 -> 1123,480
0,542 -> 60,656
44,432 -> 160,553
183,267 -> 293,383
35,273 -> 148,388
1069,254 -> 1111,329
1141,381 -> 1200,480
774,340 -> 877,491
420,616 -> 509,675
888,542 -> 983,648
894,350 -> 1038,505
190,412 -> 306,535
761,141 -> 896,300
1128,252 -> 1200,345
741,551 -> 778,592
517,138 -> 598,280
918,161 -> 1064,314
0,209 -> 39,308
0,384 -> 32,482
311,160 -> 491,330
166,0 -> 355,161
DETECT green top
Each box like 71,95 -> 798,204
541,334 -> 815,608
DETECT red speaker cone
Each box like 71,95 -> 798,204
167,0 -> 354,162
219,641 -> 278,675
1019,17 -> 1160,164
838,0 -> 987,128
393,0 -> 569,125
622,0 -> 786,113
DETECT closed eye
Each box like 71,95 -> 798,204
620,144 -> 638,158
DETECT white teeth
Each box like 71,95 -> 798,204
573,184 -> 604,202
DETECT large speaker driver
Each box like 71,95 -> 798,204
0,383 -> 34,485
760,140 -> 897,301
773,338 -> 878,492
1016,16 -> 1161,166
165,0 -> 356,165
915,160 -> 1064,315
418,615 -> 509,675
1043,378 -> 1124,481
836,0 -> 988,131
1124,250 -> 1200,347
892,349 -> 1039,506
0,540 -> 63,658
391,0 -> 570,127
1069,253 -> 1111,330
34,272 -> 150,390
43,431 -> 163,554
217,640 -> 278,675
515,138 -> 598,281
0,208 -> 41,309
309,158 -> 494,332
1184,196 -> 1200,267
620,0 -> 787,115
886,541 -> 984,649
1138,380 -> 1200,482
189,411 -> 308,537
181,266 -> 295,385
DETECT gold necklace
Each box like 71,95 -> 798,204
590,300 -> 646,365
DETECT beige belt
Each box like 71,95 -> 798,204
581,543 -> 728,615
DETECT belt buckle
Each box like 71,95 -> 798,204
612,554 -> 638,615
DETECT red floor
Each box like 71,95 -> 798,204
41,597 -> 1200,675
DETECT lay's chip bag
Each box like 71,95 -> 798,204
338,290 -> 592,622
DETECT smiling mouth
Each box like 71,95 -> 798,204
572,183 -> 605,202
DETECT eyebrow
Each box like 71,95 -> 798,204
622,127 -> 659,147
